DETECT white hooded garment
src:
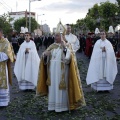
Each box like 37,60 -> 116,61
14,40 -> 40,87
86,39 -> 117,87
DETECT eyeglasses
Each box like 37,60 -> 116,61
25,35 -> 29,37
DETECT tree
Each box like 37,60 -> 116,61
115,0 -> 120,24
87,4 -> 100,19
84,16 -> 96,31
99,1 -> 118,27
72,1 -> 119,32
14,17 -> 38,32
116,0 -> 120,7
0,13 -> 13,36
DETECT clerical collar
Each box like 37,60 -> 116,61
101,38 -> 106,41
26,40 -> 30,43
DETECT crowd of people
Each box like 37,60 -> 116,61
0,22 -> 119,113
77,30 -> 120,60
10,33 -> 55,55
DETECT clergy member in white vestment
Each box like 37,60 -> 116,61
36,32 -> 86,112
65,24 -> 80,53
86,30 -> 118,91
14,32 -> 40,90
0,28 -> 15,106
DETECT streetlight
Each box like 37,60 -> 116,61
29,0 -> 41,33
37,14 -> 44,28
41,20 -> 46,33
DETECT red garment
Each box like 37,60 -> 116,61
116,51 -> 120,58
85,37 -> 92,57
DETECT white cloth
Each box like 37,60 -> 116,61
0,53 -> 9,106
18,81 -> 35,90
0,52 -> 8,62
91,55 -> 113,91
91,78 -> 113,91
14,40 -> 40,89
48,46 -> 71,112
65,33 -> 80,52
86,39 -> 117,87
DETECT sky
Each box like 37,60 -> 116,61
0,0 -> 116,31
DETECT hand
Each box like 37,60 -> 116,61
62,36 -> 67,42
102,47 -> 106,52
14,55 -> 16,62
43,51 -> 51,56
25,48 -> 30,53
61,40 -> 66,48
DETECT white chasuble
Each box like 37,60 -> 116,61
65,33 -> 80,53
14,40 -> 40,90
86,39 -> 118,91
48,45 -> 71,112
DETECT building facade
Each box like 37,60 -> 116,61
9,11 -> 36,28
41,24 -> 51,34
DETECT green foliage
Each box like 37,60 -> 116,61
14,17 -> 38,32
116,0 -> 120,7
72,1 -> 119,32
0,13 -> 13,36
84,16 -> 96,31
99,1 -> 118,18
87,4 -> 100,19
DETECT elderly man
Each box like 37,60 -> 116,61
86,30 -> 117,91
0,28 -> 15,106
14,32 -> 40,91
36,32 -> 85,112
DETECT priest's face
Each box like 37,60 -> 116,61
55,33 -> 61,43
20,33 -> 24,37
100,32 -> 106,40
25,34 -> 30,42
109,33 -> 114,37
66,26 -> 71,34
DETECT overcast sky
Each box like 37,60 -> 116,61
0,0 -> 116,31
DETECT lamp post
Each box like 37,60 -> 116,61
29,0 -> 31,33
41,20 -> 46,32
29,0 -> 41,33
37,14 -> 44,28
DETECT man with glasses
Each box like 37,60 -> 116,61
14,32 -> 40,91
86,30 -> 117,92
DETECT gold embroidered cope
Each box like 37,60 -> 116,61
0,38 -> 15,89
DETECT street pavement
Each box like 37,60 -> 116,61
0,48 -> 120,120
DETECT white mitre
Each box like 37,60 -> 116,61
115,24 -> 120,32
20,27 -> 25,33
95,28 -> 100,34
108,26 -> 114,33
24,27 -> 28,32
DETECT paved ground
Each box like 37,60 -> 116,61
0,48 -> 120,120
